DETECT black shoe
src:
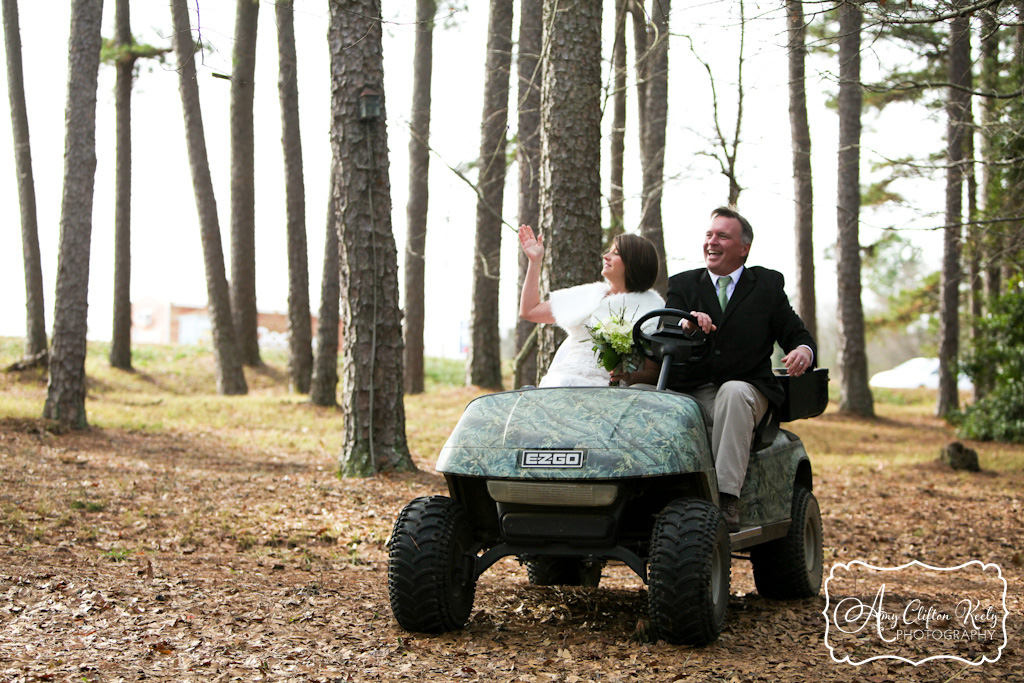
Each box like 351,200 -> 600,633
719,492 -> 740,532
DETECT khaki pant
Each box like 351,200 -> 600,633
685,382 -> 769,498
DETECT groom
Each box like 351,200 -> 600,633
627,206 -> 817,531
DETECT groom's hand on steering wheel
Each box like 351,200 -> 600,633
684,311 -> 717,335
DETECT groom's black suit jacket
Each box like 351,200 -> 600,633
664,265 -> 816,409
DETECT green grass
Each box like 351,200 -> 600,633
4,336 -> 1023,472
0,337 -> 481,466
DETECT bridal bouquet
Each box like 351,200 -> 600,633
587,309 -> 642,374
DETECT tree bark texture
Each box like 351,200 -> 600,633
403,0 -> 435,395
835,1 -> 873,417
937,14 -> 970,418
638,0 -> 670,295
230,0 -> 262,366
43,0 -> 103,427
328,0 -> 415,476
276,0 -> 312,393
966,93 -> 981,347
608,0 -> 628,243
514,0 -> 542,389
787,0 -> 816,340
630,2 -> 649,155
109,0 -> 133,370
536,0 -> 604,376
2,0 -> 47,359
1008,0 -> 1024,284
170,0 -> 247,396
467,0 -> 514,390
979,9 -> 1002,303
309,167 -> 340,407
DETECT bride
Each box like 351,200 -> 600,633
518,225 -> 664,387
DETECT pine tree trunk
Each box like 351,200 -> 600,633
43,0 -> 103,428
309,168 -> 340,407
638,0 -> 670,295
787,0 -> 816,340
979,9 -> 1002,305
835,0 -> 873,417
966,94 -> 981,348
276,0 -> 312,393
1009,0 -> 1024,283
608,0 -> 628,243
109,0 -> 133,370
536,0 -> 604,376
631,2 -> 649,157
937,13 -> 970,418
467,0 -> 514,390
403,0 -> 435,395
514,0 -> 542,389
2,0 -> 47,360
328,0 -> 415,476
230,0 -> 262,367
170,0 -> 247,396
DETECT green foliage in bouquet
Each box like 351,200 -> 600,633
587,310 -> 642,374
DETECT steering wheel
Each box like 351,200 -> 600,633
632,308 -> 712,389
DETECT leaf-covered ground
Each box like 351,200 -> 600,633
1,371 -> 1021,682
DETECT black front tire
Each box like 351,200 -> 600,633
647,498 -> 730,646
750,485 -> 823,599
388,496 -> 477,633
526,557 -> 603,587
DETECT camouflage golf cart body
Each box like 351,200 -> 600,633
388,310 -> 827,646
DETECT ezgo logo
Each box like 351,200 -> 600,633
823,560 -> 1008,666
521,450 -> 585,469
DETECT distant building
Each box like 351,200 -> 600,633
131,297 -> 339,349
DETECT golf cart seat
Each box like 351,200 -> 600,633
752,368 -> 829,451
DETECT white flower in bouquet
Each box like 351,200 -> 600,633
587,308 -> 642,373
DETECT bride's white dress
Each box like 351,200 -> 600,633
539,281 -> 665,387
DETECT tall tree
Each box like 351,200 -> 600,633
467,0 -> 514,389
2,0 -> 46,362
170,0 -> 247,396
108,0 -> 133,370
608,0 -> 629,243
1007,0 -> 1024,284
43,0 -> 104,427
104,17 -> 167,371
403,0 -> 436,395
637,0 -> 670,294
328,0 -> 415,476
979,8 -> 1003,304
276,0 -> 312,393
309,168 -> 340,407
835,0 -> 873,417
513,0 -> 542,389
787,0 -> 816,339
230,0 -> 262,366
536,0 -> 604,376
937,11 -> 971,418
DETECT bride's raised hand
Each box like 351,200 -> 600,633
518,224 -> 544,262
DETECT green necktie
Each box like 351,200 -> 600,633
717,275 -> 731,312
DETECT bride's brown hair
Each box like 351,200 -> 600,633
615,233 -> 659,292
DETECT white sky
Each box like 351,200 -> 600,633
0,1 -> 947,358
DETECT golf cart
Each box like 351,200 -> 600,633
387,309 -> 827,645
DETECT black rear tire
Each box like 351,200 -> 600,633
526,557 -> 603,587
388,496 -> 477,633
647,498 -> 730,645
751,486 -> 823,599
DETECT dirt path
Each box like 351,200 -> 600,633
0,414 -> 1020,682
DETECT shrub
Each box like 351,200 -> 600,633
959,289 -> 1024,442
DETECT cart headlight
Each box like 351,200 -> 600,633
486,481 -> 618,507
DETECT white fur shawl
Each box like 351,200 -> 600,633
549,281 -> 665,332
